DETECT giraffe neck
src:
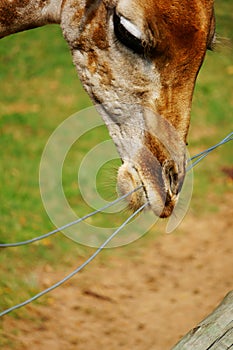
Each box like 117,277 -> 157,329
0,0 -> 63,38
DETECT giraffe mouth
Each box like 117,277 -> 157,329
117,158 -> 182,218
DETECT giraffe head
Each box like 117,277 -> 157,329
61,0 -> 215,217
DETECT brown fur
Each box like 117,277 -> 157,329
0,0 -> 31,27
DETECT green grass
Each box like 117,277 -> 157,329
0,25 -> 94,315
0,0 -> 232,320
189,0 -> 233,213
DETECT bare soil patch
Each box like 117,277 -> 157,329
1,193 -> 233,350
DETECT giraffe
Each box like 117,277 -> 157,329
0,0 -> 215,217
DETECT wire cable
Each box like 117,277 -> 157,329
187,132 -> 233,171
0,202 -> 148,317
0,186 -> 142,248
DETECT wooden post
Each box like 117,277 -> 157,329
172,291 -> 233,349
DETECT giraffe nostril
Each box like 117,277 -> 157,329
169,170 -> 179,195
162,160 -> 180,196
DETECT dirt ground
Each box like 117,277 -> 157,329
1,191 -> 233,350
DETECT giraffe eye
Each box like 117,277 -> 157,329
113,12 -> 145,55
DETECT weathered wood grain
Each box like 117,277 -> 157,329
173,291 -> 233,349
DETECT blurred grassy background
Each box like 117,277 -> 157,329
0,0 -> 232,321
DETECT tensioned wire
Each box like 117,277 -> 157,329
0,132 -> 232,248
0,203 -> 148,317
186,131 -> 233,171
0,186 -> 143,248
0,131 -> 232,317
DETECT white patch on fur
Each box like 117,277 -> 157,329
120,16 -> 142,40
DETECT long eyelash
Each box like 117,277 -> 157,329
113,12 -> 145,55
207,31 -> 232,52
214,34 -> 232,51
207,32 -> 217,51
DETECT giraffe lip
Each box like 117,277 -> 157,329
117,162 -> 170,217
131,165 -> 150,204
